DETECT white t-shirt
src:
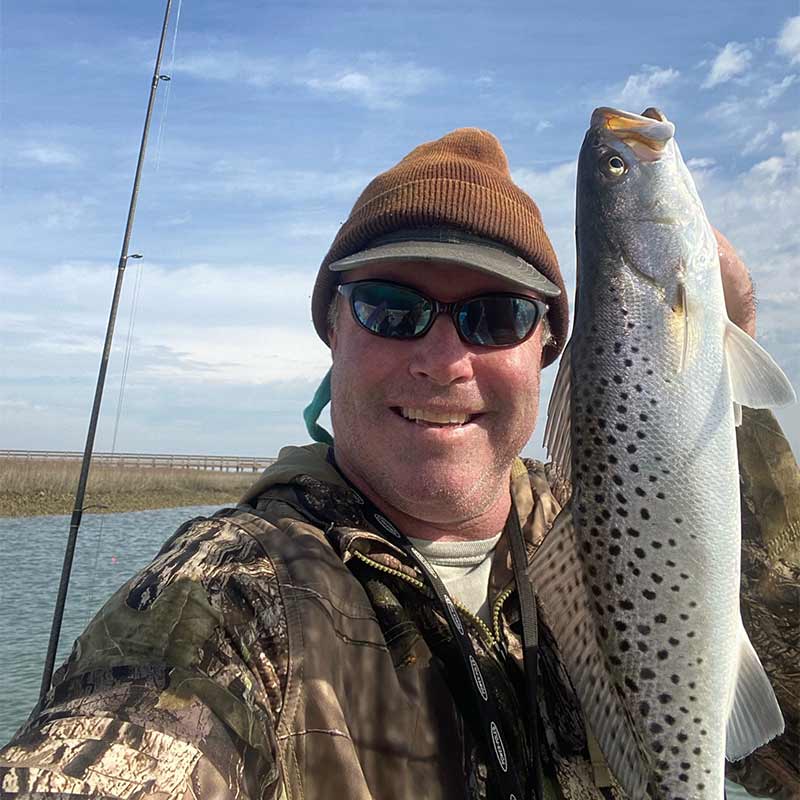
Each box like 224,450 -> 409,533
406,531 -> 502,626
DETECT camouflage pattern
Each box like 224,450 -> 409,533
1,409 -> 797,799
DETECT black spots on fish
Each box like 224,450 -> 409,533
637,641 -> 649,653
630,463 -> 640,474
632,567 -> 641,576
642,588 -> 657,600
652,741 -> 664,754
627,444 -> 638,455
679,773 -> 689,783
634,547 -> 647,560
607,453 -> 618,466
656,491 -> 666,500
589,526 -> 601,539
626,527 -> 640,538
670,745 -> 680,755
600,377 -> 609,387
679,613 -> 689,621
679,572 -> 690,580
693,747 -> 702,756
654,613 -> 668,624
624,358 -> 633,367
636,430 -> 647,440
610,527 -> 622,539
598,624 -> 609,640
614,620 -> 628,633
607,434 -> 618,445
668,538 -> 677,547
657,649 -> 669,661
615,573 -> 625,586
688,600 -> 698,608
687,631 -> 696,638
612,474 -> 624,487
616,507 -> 629,518
649,722 -> 664,735
609,654 -> 623,667
649,398 -> 657,406
624,676 -> 639,693
670,584 -> 681,593
657,692 -> 672,705
677,732 -> 689,743
595,345 -> 605,356
616,403 -> 628,414
615,492 -> 627,505
581,541 -> 593,555
601,508 -> 612,521
668,637 -> 680,647
696,783 -> 705,792
591,474 -> 603,487
593,493 -> 605,504
619,598 -> 634,611
639,701 -> 650,717
648,474 -> 658,484
664,714 -> 676,726
634,383 -> 644,394
670,674 -> 680,685
674,516 -> 683,524
651,572 -> 663,584
688,681 -> 696,689
613,341 -> 622,354
613,375 -> 623,385
634,486 -> 646,497
640,509 -> 651,520
609,544 -> 621,556
615,422 -> 628,433
646,369 -> 654,376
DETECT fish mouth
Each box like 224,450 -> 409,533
591,106 -> 675,161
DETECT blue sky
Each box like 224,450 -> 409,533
2,0 -> 799,459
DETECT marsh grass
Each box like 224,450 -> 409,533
0,459 -> 259,517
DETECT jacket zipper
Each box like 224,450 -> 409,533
491,584 -> 515,644
351,549 -> 499,650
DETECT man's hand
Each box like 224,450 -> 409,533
714,228 -> 756,337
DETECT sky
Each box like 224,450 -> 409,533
1,0 -> 799,460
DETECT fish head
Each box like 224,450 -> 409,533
577,106 -> 715,302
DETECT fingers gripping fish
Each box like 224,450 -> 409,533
533,107 -> 796,799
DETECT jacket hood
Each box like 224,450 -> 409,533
239,443 -> 345,507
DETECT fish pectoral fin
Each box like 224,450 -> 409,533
543,340 -> 572,475
724,321 -> 796,409
726,619 -> 785,761
529,506 -> 651,797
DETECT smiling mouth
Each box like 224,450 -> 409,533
392,407 -> 480,427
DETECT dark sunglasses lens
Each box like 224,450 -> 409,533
350,283 -> 432,338
458,296 -> 542,346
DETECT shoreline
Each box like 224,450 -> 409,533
0,460 -> 260,518
0,489 -> 251,518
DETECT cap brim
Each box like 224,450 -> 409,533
328,239 -> 561,298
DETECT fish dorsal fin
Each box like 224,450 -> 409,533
725,619 -> 785,761
529,506 -> 651,797
724,321 -> 796,409
544,341 -> 572,475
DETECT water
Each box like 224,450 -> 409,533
0,509 -> 762,796
0,505 -> 222,745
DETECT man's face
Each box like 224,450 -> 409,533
329,259 -> 546,528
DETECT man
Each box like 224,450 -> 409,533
1,129 -> 797,799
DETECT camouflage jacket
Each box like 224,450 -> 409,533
0,408 -> 797,799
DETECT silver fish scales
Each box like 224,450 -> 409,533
532,107 -> 795,799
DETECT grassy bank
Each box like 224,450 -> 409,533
0,459 -> 260,517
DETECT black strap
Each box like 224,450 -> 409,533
329,452 -> 541,800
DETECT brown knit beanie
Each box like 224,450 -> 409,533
311,127 -> 568,366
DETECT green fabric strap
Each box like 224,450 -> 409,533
303,368 -> 334,445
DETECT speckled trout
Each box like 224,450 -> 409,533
531,107 -> 795,799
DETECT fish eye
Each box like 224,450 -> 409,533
601,153 -> 627,177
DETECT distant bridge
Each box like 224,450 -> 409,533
0,449 -> 276,473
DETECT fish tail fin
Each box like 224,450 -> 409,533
725,620 -> 785,761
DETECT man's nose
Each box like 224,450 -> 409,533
408,314 -> 475,385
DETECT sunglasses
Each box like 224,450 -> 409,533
337,280 -> 548,348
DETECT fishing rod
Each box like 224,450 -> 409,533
39,0 -> 176,700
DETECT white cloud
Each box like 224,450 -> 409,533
174,47 -> 441,110
703,42 -> 753,88
299,56 -> 441,110
758,74 -> 798,106
18,144 -> 80,166
742,120 -> 778,154
777,16 -> 800,63
614,65 -> 680,110
782,129 -> 800,158
686,157 -> 716,170
41,194 -> 97,230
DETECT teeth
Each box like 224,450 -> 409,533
400,408 -> 472,425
